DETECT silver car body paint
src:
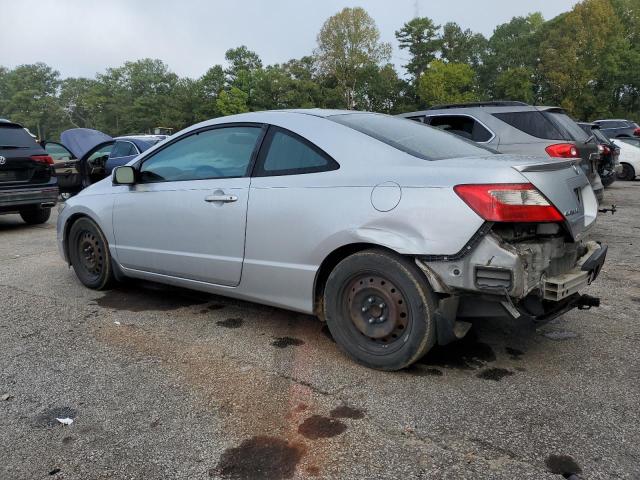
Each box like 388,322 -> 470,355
57,110 -> 597,314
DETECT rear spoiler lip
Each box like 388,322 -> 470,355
512,159 -> 580,173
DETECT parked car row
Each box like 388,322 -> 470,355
2,106 -> 635,369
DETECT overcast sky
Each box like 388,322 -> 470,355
0,0 -> 580,79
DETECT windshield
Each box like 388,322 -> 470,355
328,113 -> 494,161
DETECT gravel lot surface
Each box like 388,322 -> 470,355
1,182 -> 639,480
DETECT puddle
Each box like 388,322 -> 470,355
33,407 -> 77,428
217,318 -> 243,329
545,454 -> 582,476
96,283 -> 209,312
542,331 -> 578,341
271,337 -> 305,349
298,415 -> 347,440
214,436 -> 306,480
505,347 -> 524,360
330,405 -> 366,419
419,331 -> 496,370
476,368 -> 514,381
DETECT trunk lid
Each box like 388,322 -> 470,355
513,159 -> 596,241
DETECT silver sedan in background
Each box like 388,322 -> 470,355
57,110 -> 606,370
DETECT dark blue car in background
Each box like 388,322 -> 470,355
43,129 -> 166,195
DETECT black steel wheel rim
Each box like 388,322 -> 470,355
342,273 -> 411,353
76,230 -> 104,280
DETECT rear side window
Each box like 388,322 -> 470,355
329,113 -> 493,161
426,115 -> 493,142
0,126 -> 39,148
492,111 -> 565,140
255,128 -> 338,176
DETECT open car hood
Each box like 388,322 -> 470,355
60,128 -> 113,160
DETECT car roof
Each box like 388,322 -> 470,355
593,119 -> 632,122
399,104 -> 566,117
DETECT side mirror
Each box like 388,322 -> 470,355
113,166 -> 136,185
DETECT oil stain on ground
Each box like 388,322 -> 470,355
33,407 -> 77,428
298,415 -> 347,440
476,367 -> 514,381
271,337 -> 305,348
545,454 -> 582,476
505,347 -> 524,360
96,282 -> 209,312
404,365 -> 444,377
216,318 -> 243,329
419,330 -> 496,370
214,436 -> 306,480
330,405 -> 366,420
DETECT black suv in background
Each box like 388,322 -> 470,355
578,122 -> 620,187
593,119 -> 640,138
0,121 -> 58,224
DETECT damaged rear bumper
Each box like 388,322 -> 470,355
415,228 -> 607,343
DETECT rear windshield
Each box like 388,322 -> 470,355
328,113 -> 493,161
493,111 -> 565,140
0,126 -> 38,148
544,112 -> 589,142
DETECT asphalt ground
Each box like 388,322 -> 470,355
1,181 -> 639,480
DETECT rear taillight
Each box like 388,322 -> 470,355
31,155 -> 54,165
454,183 -> 564,223
633,128 -> 640,136
602,145 -> 611,155
545,143 -> 579,158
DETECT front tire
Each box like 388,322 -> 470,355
323,250 -> 437,371
19,206 -> 51,225
68,217 -> 114,289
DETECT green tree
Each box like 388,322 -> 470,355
440,22 -> 487,67
480,13 -> 544,98
538,0 -> 628,118
395,17 -> 441,82
1,63 -> 64,139
216,86 -> 249,116
494,67 -> 535,103
315,7 -> 391,108
417,60 -> 478,106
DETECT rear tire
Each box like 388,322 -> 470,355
19,207 -> 51,225
618,163 -> 636,181
68,217 -> 114,290
323,249 -> 437,371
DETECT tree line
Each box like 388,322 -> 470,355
1,0 -> 639,140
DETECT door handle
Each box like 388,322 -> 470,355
205,194 -> 238,203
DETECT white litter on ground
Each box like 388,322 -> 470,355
56,417 -> 74,426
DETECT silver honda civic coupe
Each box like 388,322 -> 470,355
57,110 -> 607,370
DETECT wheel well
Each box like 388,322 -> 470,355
62,213 -> 89,263
313,243 -> 401,319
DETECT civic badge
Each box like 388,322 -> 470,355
0,156 -> 6,165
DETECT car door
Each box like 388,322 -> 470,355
42,141 -> 81,191
112,124 -> 264,287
